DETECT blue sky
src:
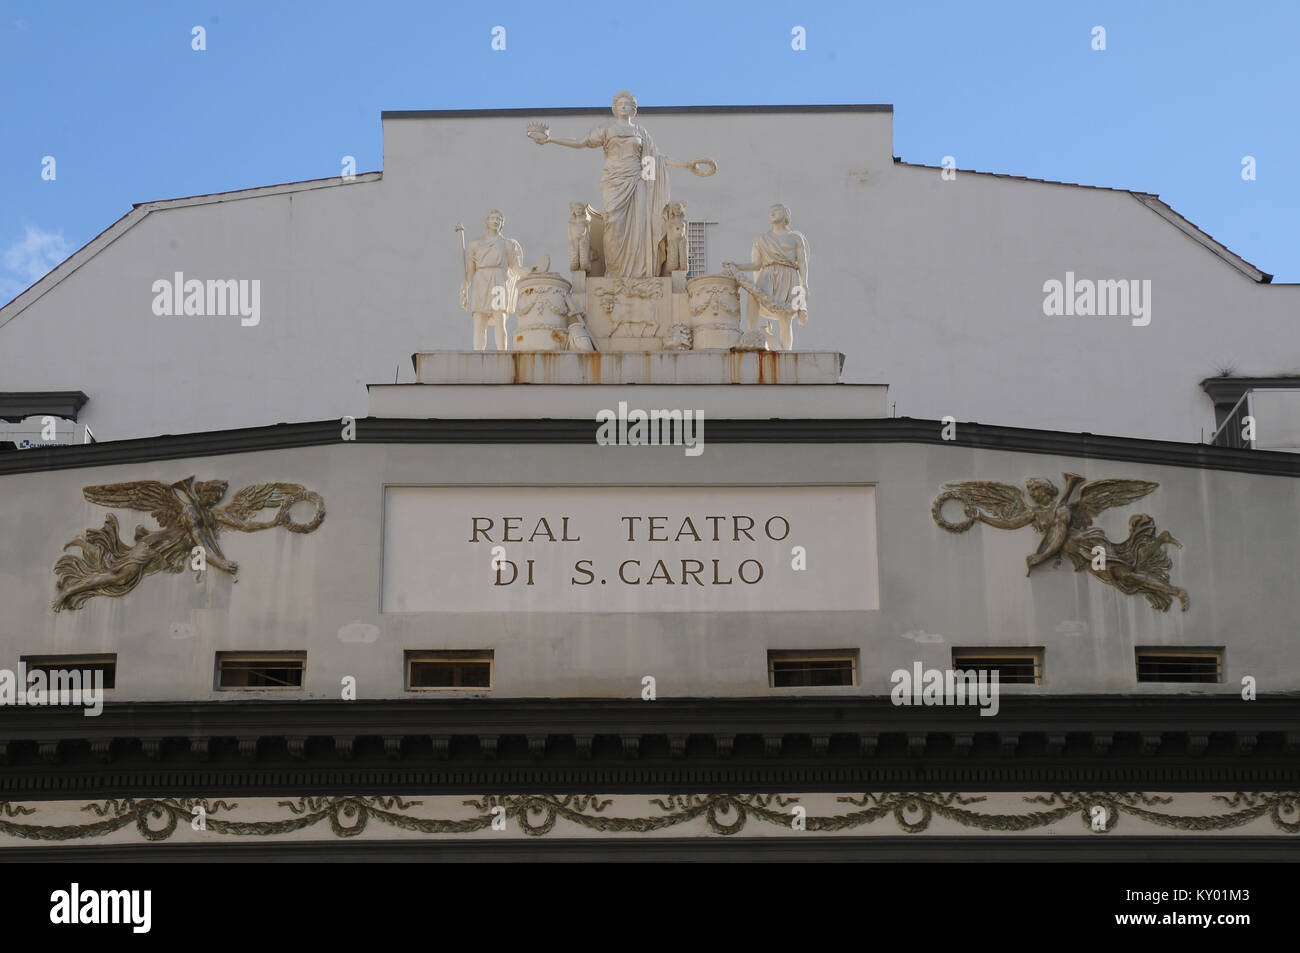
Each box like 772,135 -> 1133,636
2,0 -> 1297,304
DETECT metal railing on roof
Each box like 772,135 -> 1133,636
1209,391 -> 1254,449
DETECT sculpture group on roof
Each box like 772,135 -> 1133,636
455,90 -> 809,353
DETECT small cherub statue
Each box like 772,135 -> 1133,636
663,200 -> 688,274
568,202 -> 591,272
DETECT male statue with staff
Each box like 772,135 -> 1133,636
457,209 -> 525,351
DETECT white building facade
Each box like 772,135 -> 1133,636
2,104 -> 1297,445
0,101 -> 1297,859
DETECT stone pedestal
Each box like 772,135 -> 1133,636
379,350 -> 883,420
584,276 -> 673,350
411,350 -> 846,385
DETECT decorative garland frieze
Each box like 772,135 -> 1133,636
0,792 -> 1295,846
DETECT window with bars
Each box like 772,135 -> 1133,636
1135,648 -> 1223,683
686,221 -> 711,278
768,650 -> 858,688
215,652 -> 305,689
951,649 -> 1044,685
406,651 -> 494,690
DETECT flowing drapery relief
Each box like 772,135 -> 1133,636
526,90 -> 716,280
584,122 -> 671,277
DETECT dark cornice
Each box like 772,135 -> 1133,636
0,391 -> 89,423
3,416 -> 1299,477
382,104 -> 893,119
1,696 -> 1296,797
5,694 -> 1297,734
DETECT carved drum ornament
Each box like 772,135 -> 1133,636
686,274 -> 743,349
513,274 -> 574,351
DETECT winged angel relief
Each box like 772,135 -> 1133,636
931,474 -> 1188,612
52,478 -> 325,611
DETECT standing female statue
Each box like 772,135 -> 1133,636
724,204 -> 810,350
527,90 -> 716,278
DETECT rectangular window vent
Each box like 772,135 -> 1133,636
768,650 -> 858,688
951,649 -> 1043,685
216,652 -> 306,690
407,651 -> 494,690
1136,648 -> 1223,683
20,654 -> 116,689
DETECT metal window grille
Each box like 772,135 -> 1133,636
768,651 -> 858,688
686,221 -> 708,278
951,650 -> 1043,685
1136,649 -> 1223,683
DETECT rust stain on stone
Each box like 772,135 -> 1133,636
763,351 -> 785,383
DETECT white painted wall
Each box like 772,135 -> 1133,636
2,438 -> 1295,699
1,107 -> 1297,443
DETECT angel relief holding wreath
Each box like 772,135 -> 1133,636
51,477 -> 325,611
932,473 -> 1189,612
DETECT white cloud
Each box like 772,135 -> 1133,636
3,225 -> 70,283
0,276 -> 25,306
